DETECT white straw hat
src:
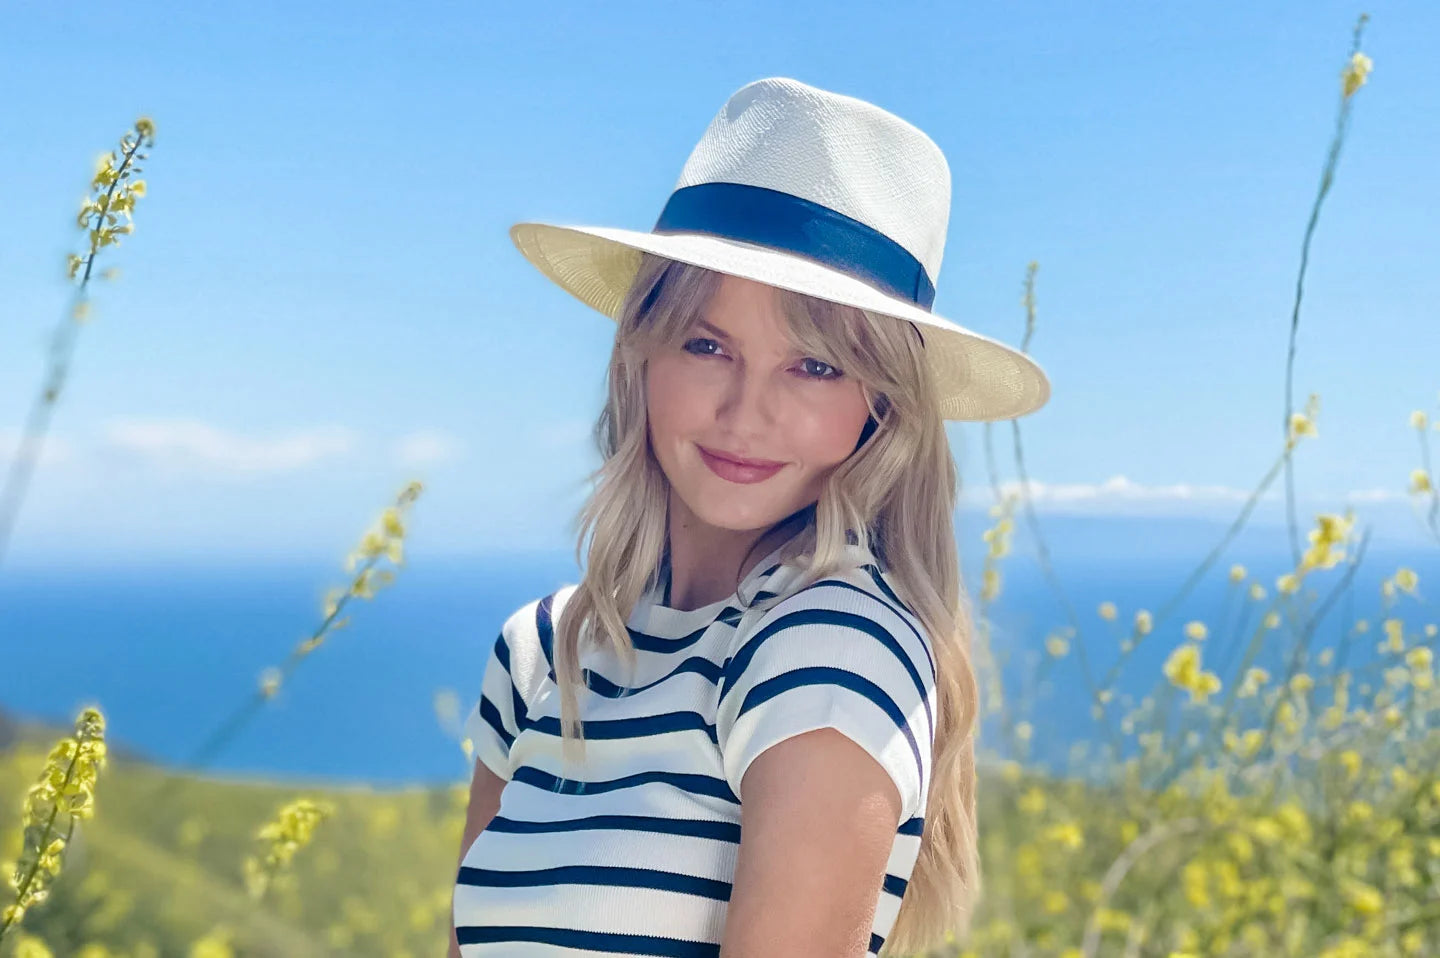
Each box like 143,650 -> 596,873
510,76 -> 1051,422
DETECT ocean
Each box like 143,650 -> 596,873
1,517 -> 1434,786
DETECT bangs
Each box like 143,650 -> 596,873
622,254 -> 922,411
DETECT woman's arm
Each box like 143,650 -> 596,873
448,759 -> 507,958
719,727 -> 901,958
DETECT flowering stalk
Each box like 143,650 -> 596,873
0,707 -> 108,942
1282,14 -> 1371,567
0,118 -> 155,572
1406,405 -> 1440,545
180,480 -> 424,772
243,797 -> 334,901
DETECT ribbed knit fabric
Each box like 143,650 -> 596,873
455,532 -> 937,956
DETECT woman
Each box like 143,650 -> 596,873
451,77 -> 1049,957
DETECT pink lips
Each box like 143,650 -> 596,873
697,445 -> 785,484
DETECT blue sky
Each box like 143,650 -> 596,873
2,0 -> 1438,568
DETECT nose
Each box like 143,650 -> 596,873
715,362 -> 778,433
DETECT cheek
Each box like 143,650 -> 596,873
646,356 -> 706,439
789,388 -> 871,466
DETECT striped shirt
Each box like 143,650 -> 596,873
455,532 -> 937,957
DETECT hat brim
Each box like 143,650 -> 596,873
509,221 -> 1051,422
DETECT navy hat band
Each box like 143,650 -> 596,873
652,182 -> 936,311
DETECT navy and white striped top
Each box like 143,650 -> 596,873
455,531 -> 937,957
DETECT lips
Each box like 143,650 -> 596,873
697,444 -> 785,484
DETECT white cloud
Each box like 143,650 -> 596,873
1339,486 -> 1406,503
0,429 -> 74,467
100,418 -> 357,474
962,474 -> 1415,509
394,429 -> 464,466
968,474 -> 1271,505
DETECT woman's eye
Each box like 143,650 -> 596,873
799,358 -> 842,379
682,337 -> 723,356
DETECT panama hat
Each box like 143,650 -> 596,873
509,76 -> 1051,422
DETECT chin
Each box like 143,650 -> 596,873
688,503 -> 777,533
680,485 -> 791,533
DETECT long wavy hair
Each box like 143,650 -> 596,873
549,250 -> 982,951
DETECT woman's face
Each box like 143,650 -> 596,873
646,273 -> 873,534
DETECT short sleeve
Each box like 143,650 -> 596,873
462,594 -> 559,782
715,579 -> 937,821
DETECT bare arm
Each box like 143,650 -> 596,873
448,759 -> 507,958
718,727 -> 902,958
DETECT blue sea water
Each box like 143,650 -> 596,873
1,518 -> 1434,786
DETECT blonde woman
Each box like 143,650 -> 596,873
450,77 -> 1049,958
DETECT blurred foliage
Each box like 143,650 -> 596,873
0,737 -> 467,957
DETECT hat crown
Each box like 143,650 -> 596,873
673,77 -> 952,285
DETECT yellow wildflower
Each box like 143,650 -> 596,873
1045,635 -> 1069,657
1097,601 -> 1117,621
1182,860 -> 1210,908
188,927 -> 235,958
1223,728 -> 1265,759
1341,51 -> 1373,98
1164,644 -> 1202,689
1345,800 -> 1373,825
1229,564 -> 1246,583
1184,620 -> 1208,641
1249,817 -> 1283,844
12,934 -> 54,958
1276,700 -> 1299,735
1382,618 -> 1404,653
1,708 -> 107,936
980,567 -> 1000,602
1249,583 -> 1266,601
1341,878 -> 1383,915
1276,573 -> 1300,595
1289,412 -> 1317,443
1275,802 -> 1312,843
1239,667 -> 1270,698
1413,469 -> 1434,495
1043,822 -> 1084,850
243,798 -> 334,900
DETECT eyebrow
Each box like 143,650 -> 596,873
694,319 -> 733,340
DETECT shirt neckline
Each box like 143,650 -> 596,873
631,527 -> 806,632
629,525 -> 881,637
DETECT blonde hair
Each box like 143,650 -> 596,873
550,251 -> 982,951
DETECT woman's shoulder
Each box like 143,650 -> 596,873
764,552 -> 921,626
742,554 -> 933,669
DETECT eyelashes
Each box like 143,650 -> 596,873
680,337 -> 844,381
